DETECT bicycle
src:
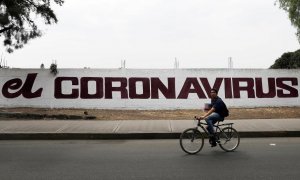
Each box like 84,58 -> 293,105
179,117 -> 240,154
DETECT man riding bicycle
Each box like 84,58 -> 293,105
196,88 -> 229,147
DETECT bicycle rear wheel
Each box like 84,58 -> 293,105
179,128 -> 204,154
218,127 -> 240,152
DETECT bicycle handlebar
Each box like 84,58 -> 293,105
194,116 -> 202,121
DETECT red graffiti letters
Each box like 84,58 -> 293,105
53,76 -> 299,99
2,73 -> 43,98
1,74 -> 299,99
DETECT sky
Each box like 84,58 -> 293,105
1,0 -> 299,69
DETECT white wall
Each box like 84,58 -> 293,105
0,68 -> 299,109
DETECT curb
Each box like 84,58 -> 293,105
0,133 -> 181,140
1,131 -> 300,140
0,112 -> 96,120
239,131 -> 300,137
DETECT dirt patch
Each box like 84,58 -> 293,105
1,107 -> 300,120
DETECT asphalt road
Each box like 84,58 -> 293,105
0,138 -> 300,180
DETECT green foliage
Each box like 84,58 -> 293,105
270,49 -> 300,69
0,0 -> 64,53
277,0 -> 300,42
50,62 -> 58,75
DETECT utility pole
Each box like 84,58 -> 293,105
121,60 -> 126,68
228,57 -> 233,69
174,57 -> 179,69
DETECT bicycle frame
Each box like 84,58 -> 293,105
179,118 -> 240,154
195,120 -> 235,139
180,118 -> 240,154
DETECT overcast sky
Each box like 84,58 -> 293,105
1,0 -> 299,69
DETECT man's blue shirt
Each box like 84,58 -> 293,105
211,96 -> 228,118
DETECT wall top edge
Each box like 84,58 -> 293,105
1,68 -> 299,71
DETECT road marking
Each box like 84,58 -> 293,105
55,123 -> 70,133
113,120 -> 123,133
270,143 -> 276,146
168,120 -> 173,132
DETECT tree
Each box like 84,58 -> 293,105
270,49 -> 300,69
277,0 -> 300,43
0,0 -> 64,53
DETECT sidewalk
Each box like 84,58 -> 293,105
1,119 -> 300,140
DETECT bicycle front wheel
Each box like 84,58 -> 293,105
179,128 -> 204,154
218,127 -> 240,152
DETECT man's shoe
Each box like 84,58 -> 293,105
209,137 -> 213,145
211,142 -> 217,147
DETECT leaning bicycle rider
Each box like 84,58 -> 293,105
196,88 -> 229,147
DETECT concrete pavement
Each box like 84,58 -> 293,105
1,118 -> 300,139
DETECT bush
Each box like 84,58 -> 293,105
270,49 -> 300,69
50,63 -> 58,75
